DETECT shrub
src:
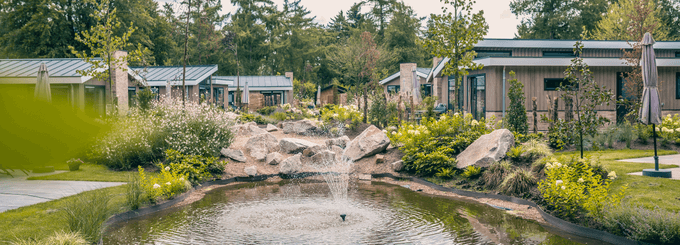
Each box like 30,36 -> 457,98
500,168 -> 536,197
271,112 -> 288,121
164,149 -> 225,185
460,166 -> 482,179
547,129 -> 566,150
11,231 -> 88,245
483,161 -> 512,189
62,189 -> 112,243
507,146 -> 525,162
126,174 -> 144,210
616,121 -> 637,148
389,113 -> 492,176
600,203 -> 680,244
368,92 -> 399,128
320,104 -> 362,130
239,113 -> 268,124
138,165 -> 190,202
256,106 -> 277,115
88,99 -> 235,170
523,139 -> 553,159
435,167 -> 456,179
635,123 -> 652,144
505,71 -> 528,135
136,88 -> 156,111
538,157 -> 626,219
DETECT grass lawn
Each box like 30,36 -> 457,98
27,164 -> 136,182
0,185 -> 129,243
557,149 -> 680,212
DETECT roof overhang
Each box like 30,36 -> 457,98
379,71 -> 429,85
476,39 -> 680,50
136,65 -> 218,87
0,77 -> 84,84
473,57 -> 680,67
228,86 -> 293,91
426,57 -> 451,82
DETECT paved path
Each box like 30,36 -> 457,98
0,170 -> 124,213
618,154 -> 680,180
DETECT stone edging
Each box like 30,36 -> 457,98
372,173 -> 648,245
104,172 -> 646,245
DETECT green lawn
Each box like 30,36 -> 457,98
0,185 -> 129,243
27,164 -> 135,182
557,149 -> 680,212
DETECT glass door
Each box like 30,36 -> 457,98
469,75 -> 486,120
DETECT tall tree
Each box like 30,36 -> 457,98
510,0 -> 610,39
225,0 -> 275,75
363,0 -> 396,38
593,0 -> 669,41
424,0 -> 488,111
384,1 -> 427,67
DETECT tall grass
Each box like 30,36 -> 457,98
482,161 -> 512,189
11,231 -> 87,245
126,174 -> 145,210
500,168 -> 536,197
600,203 -> 680,244
62,189 -> 112,243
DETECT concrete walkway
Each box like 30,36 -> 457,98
0,170 -> 124,212
618,154 -> 680,180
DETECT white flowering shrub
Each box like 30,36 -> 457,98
88,98 -> 235,170
659,114 -> 680,145
538,156 -> 625,219
388,113 -> 492,176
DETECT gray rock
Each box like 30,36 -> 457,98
277,121 -> 284,129
266,124 -> 278,132
220,148 -> 246,162
231,124 -> 267,136
279,138 -> 318,154
358,174 -> 372,181
325,136 -> 351,149
302,144 -> 327,157
282,119 -> 318,135
245,165 -> 258,176
330,145 -> 344,162
342,125 -> 390,161
309,150 -> 336,165
279,153 -> 303,175
376,154 -> 385,163
391,160 -> 404,172
266,152 -> 285,165
456,129 -> 515,169
246,132 -> 279,161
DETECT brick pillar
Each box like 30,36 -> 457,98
284,72 -> 293,104
112,50 -> 129,115
400,63 -> 417,98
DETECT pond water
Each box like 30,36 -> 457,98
105,179 -> 599,244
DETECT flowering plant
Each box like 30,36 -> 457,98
138,165 -> 189,202
320,104 -> 363,131
659,114 -> 680,145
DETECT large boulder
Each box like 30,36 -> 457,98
302,144 -> 327,157
456,129 -> 515,169
266,152 -> 285,165
279,138 -> 318,154
282,119 -> 318,135
279,153 -> 303,175
246,132 -> 279,161
231,123 -> 266,136
325,136 -> 351,149
309,150 -> 336,166
244,165 -> 258,176
220,148 -> 246,162
342,125 -> 390,161
391,160 -> 404,172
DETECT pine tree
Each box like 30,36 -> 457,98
505,71 -> 528,135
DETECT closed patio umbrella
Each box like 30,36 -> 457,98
34,63 -> 51,102
242,81 -> 249,105
412,67 -> 421,104
639,32 -> 671,178
316,84 -> 321,106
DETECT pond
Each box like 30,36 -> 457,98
105,179 -> 602,244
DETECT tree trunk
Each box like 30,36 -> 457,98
532,97 -> 538,134
565,96 -> 573,122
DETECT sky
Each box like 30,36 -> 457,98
157,0 -> 522,38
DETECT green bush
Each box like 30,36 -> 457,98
500,168 -> 536,197
460,166 -> 482,179
505,71 -> 528,135
435,167 -> 456,179
635,123 -> 652,144
600,203 -> 680,244
547,130 -> 566,150
389,113 -> 493,176
256,106 -> 277,115
138,165 -> 190,202
538,157 -> 626,219
164,149 -> 225,185
616,122 -> 637,148
368,92 -> 398,128
320,104 -> 362,130
507,145 -> 526,162
483,161 -> 512,189
135,88 -> 156,111
523,139 -> 553,159
62,189 -> 112,243
239,113 -> 268,124
11,231 -> 88,245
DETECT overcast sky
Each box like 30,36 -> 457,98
157,0 -> 521,38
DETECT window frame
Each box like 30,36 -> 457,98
543,51 -> 577,57
676,72 -> 680,99
475,50 -> 512,58
386,85 -> 400,94
544,78 -> 578,91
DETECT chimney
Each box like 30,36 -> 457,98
433,56 -> 444,70
284,72 -> 293,104
284,72 -> 294,82
399,63 -> 417,96
112,50 -> 129,115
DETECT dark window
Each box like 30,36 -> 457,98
544,78 -> 577,91
677,73 -> 680,99
128,87 -> 137,107
421,84 -> 432,97
676,52 -> 680,57
387,85 -> 400,94
475,50 -> 512,58
543,51 -> 576,57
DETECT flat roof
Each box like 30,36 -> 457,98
0,58 -> 142,84
214,76 -> 293,89
473,57 -> 680,67
476,39 -> 680,50
131,65 -> 218,86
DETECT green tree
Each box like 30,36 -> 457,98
384,2 -> 428,67
69,0 -> 150,108
555,39 -> 614,158
593,0 -> 669,41
505,71 -> 528,135
510,0 -> 610,39
364,0 -> 396,38
424,0 -> 488,111
293,78 -> 317,101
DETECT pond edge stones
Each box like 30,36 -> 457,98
220,148 -> 246,162
456,129 -> 515,169
279,153 -> 303,175
279,138 -> 318,154
342,125 -> 390,161
246,132 -> 279,161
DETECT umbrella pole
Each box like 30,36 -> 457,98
653,124 -> 659,171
